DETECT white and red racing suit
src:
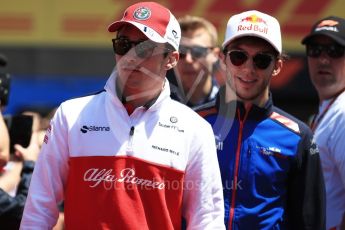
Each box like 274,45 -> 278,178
20,72 -> 225,230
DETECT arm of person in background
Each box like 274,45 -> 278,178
287,128 -> 326,230
330,114 -> 345,229
20,106 -> 69,229
0,127 -> 40,229
0,111 -> 42,193
0,109 -> 10,168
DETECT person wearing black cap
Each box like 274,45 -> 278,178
302,16 -> 345,230
20,2 -> 225,229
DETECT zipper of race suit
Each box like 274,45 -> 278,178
127,126 -> 135,155
228,106 -> 251,230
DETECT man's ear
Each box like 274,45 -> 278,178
272,58 -> 283,76
165,51 -> 179,70
209,47 -> 221,63
218,51 -> 227,71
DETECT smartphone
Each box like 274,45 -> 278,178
0,73 -> 11,106
3,114 -> 33,154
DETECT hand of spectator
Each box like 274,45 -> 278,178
0,161 -> 23,192
13,131 -> 40,162
13,111 -> 42,162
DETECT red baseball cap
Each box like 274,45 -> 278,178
108,2 -> 181,51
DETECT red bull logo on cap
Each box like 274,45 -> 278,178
241,14 -> 267,25
238,14 -> 268,34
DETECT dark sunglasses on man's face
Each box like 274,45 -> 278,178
179,45 -> 212,59
112,37 -> 158,58
225,50 -> 275,70
306,43 -> 345,59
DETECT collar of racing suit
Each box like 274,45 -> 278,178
104,70 -> 171,112
215,86 -> 273,121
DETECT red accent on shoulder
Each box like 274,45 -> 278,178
270,112 -> 300,133
197,107 -> 218,118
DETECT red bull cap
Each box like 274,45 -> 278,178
222,10 -> 282,54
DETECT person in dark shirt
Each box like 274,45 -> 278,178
0,116 -> 40,229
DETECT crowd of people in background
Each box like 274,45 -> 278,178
0,1 -> 344,229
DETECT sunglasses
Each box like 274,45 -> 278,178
112,37 -> 158,58
179,45 -> 213,59
306,43 -> 345,59
225,50 -> 275,69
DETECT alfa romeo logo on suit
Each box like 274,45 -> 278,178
133,7 -> 151,20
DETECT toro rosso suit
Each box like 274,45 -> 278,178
196,87 -> 325,230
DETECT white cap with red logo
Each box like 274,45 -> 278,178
222,10 -> 282,54
108,2 -> 181,51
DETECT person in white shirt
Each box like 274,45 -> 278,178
20,2 -> 225,229
302,15 -> 345,230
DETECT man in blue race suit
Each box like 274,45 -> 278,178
196,10 -> 326,230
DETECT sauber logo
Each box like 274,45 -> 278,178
83,168 -> 165,190
80,125 -> 110,133
158,121 -> 184,133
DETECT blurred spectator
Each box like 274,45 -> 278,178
0,112 -> 10,168
0,53 -> 62,228
0,54 -> 10,167
302,15 -> 345,230
170,15 -> 220,107
0,115 -> 40,229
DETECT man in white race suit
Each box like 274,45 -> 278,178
20,2 -> 225,229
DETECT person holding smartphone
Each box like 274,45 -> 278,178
0,113 -> 40,229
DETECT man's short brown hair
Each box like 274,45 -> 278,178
178,15 -> 218,46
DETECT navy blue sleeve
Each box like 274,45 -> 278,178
286,126 -> 326,230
